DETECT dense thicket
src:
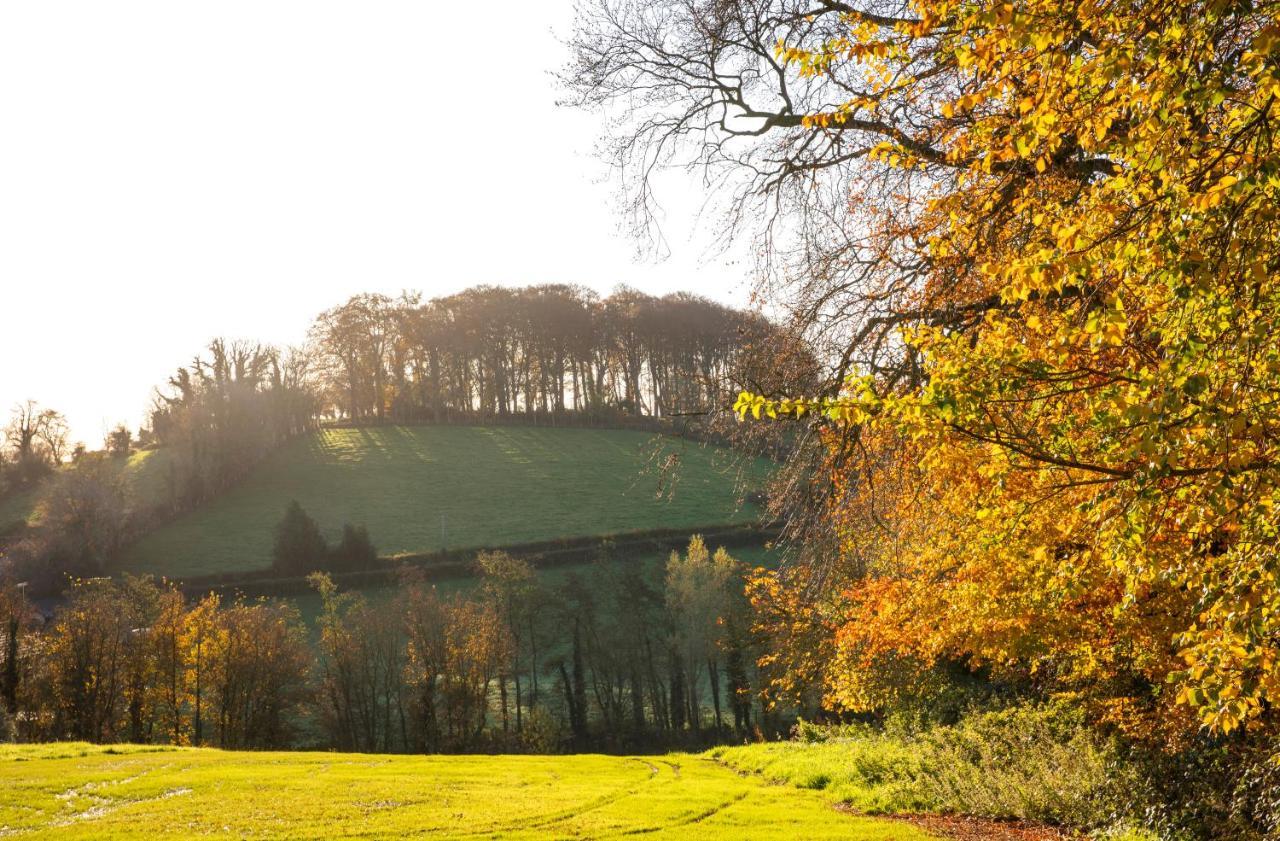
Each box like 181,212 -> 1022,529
309,285 -> 777,422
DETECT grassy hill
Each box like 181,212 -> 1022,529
0,743 -> 933,840
119,426 -> 772,579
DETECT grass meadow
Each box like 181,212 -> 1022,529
117,426 -> 771,578
0,743 -> 934,840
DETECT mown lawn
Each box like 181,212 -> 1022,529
0,743 -> 934,840
120,427 -> 771,578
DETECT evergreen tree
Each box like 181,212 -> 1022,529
331,523 -> 377,572
272,501 -> 327,575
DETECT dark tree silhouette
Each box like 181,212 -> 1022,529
272,501 -> 328,575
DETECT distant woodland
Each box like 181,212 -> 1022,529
0,284 -> 787,592
0,538 -> 767,754
308,286 -> 776,422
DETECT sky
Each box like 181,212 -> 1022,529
0,1 -> 750,446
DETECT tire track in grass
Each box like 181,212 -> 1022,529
394,757 -> 667,840
614,790 -> 752,836
51,784 -> 193,829
604,758 -> 756,837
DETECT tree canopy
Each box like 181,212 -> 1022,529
570,0 -> 1280,738
308,285 -> 779,422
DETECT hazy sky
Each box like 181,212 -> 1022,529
0,1 -> 749,445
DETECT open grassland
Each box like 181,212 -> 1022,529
0,743 -> 933,840
121,427 -> 771,578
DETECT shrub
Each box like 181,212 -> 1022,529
0,706 -> 14,743
714,702 -> 1152,835
272,501 -> 327,575
106,425 -> 132,458
912,703 -> 1135,829
330,523 -> 377,572
520,706 -> 563,755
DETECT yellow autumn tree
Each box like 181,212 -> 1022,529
567,0 -> 1280,738
725,0 -> 1280,737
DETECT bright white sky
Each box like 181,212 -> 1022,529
0,1 -> 749,446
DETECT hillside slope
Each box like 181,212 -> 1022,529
0,449 -> 172,533
119,426 -> 771,578
0,744 -> 932,840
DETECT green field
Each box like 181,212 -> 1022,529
0,743 -> 933,840
120,427 -> 770,578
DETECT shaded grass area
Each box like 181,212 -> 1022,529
121,427 -> 771,578
0,743 -> 935,840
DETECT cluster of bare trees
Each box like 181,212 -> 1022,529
313,570 -> 510,753
0,341 -> 318,594
0,402 -> 70,496
149,339 -> 317,511
310,286 -> 777,422
0,451 -> 141,595
0,538 -> 770,752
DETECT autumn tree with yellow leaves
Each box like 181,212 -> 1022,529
569,0 -> 1280,739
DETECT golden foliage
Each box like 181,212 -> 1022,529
739,0 -> 1280,736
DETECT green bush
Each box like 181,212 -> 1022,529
272,500 -> 328,574
330,522 -> 377,572
713,702 -> 1152,836
519,706 -> 563,755
911,703 -> 1133,828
